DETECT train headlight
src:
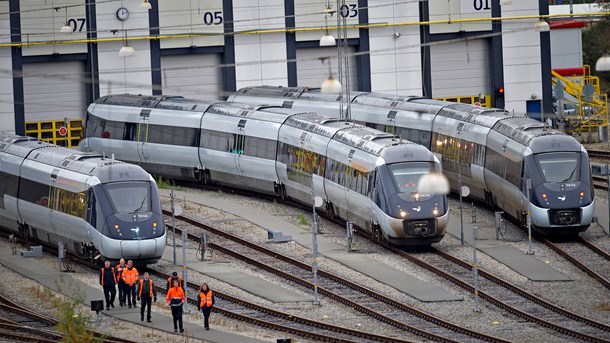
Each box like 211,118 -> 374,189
414,193 -> 420,201
153,222 -> 157,228
433,208 -> 439,216
114,224 -> 119,230
542,193 -> 547,199
400,210 -> 407,218
579,191 -> 584,198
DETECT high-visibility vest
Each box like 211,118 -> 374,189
115,264 -> 126,283
199,290 -> 213,308
168,276 -> 182,288
166,287 -> 185,306
101,267 -> 117,284
122,267 -> 139,286
138,279 -> 154,297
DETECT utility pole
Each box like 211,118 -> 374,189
336,0 -> 351,121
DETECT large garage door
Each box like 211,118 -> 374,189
297,47 -> 358,91
161,54 -> 222,101
23,61 -> 86,122
431,39 -> 491,98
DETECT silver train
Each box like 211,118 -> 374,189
0,133 -> 166,265
229,86 -> 595,235
79,94 -> 449,246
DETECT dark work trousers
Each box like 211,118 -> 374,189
118,280 -> 126,305
201,307 -> 212,329
140,296 -> 152,321
125,284 -> 137,307
171,305 -> 184,331
103,284 -> 116,308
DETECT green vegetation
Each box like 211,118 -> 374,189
156,177 -> 181,190
297,213 -> 309,225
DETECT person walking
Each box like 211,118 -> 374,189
167,271 -> 182,292
115,258 -> 127,306
166,279 -> 185,333
136,272 -> 157,322
121,260 -> 139,308
197,283 -> 215,330
99,261 -> 117,310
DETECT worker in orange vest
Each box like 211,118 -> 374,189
167,271 -> 182,292
166,279 -> 185,333
99,261 -> 117,310
136,272 -> 157,323
114,258 -> 127,306
121,260 -> 139,308
197,282 -> 215,330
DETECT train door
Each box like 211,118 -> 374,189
136,109 -> 150,163
233,120 -> 246,177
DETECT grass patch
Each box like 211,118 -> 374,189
156,177 -> 181,190
596,301 -> 610,311
297,213 -> 308,225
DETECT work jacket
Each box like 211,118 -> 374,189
198,290 -> 214,309
115,263 -> 126,283
137,279 -> 156,298
166,286 -> 185,307
122,267 -> 139,286
100,266 -> 117,286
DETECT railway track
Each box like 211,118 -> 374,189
593,175 -> 608,190
587,150 -> 610,162
541,237 -> 610,291
387,246 -> 610,343
165,210 -> 509,343
0,290 -> 135,343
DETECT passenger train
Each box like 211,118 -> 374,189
79,94 -> 449,246
0,133 -> 166,265
229,86 -> 595,235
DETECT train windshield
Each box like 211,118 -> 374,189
103,182 -> 151,213
388,162 -> 434,194
534,152 -> 581,183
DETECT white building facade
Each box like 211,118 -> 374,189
0,0 -> 553,134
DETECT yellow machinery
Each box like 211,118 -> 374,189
25,119 -> 83,148
552,65 -> 608,133
434,94 -> 492,108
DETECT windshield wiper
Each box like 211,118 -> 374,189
562,165 -> 577,182
134,195 -> 147,213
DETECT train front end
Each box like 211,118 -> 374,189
93,165 -> 166,265
375,147 -> 449,245
525,137 -> 594,234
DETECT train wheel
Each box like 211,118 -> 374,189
373,225 -> 384,244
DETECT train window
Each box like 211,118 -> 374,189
103,181 -> 151,213
18,178 -> 50,206
485,148 -> 505,177
201,129 -> 233,152
123,122 -> 137,141
506,158 -> 522,187
49,188 -> 88,219
244,137 -> 276,160
232,133 -> 245,154
0,171 -> 19,199
534,152 -> 580,183
387,162 -> 434,194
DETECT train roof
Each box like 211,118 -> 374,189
96,94 -> 213,112
0,133 -> 150,182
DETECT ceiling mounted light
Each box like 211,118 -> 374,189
60,22 -> 72,33
141,0 -> 152,10
534,18 -> 550,32
323,3 -> 335,16
595,53 -> 610,71
119,42 -> 135,57
320,32 -> 336,46
321,76 -> 341,93
59,7 -> 72,33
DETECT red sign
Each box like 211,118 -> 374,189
474,102 -> 481,107
58,126 -> 67,136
